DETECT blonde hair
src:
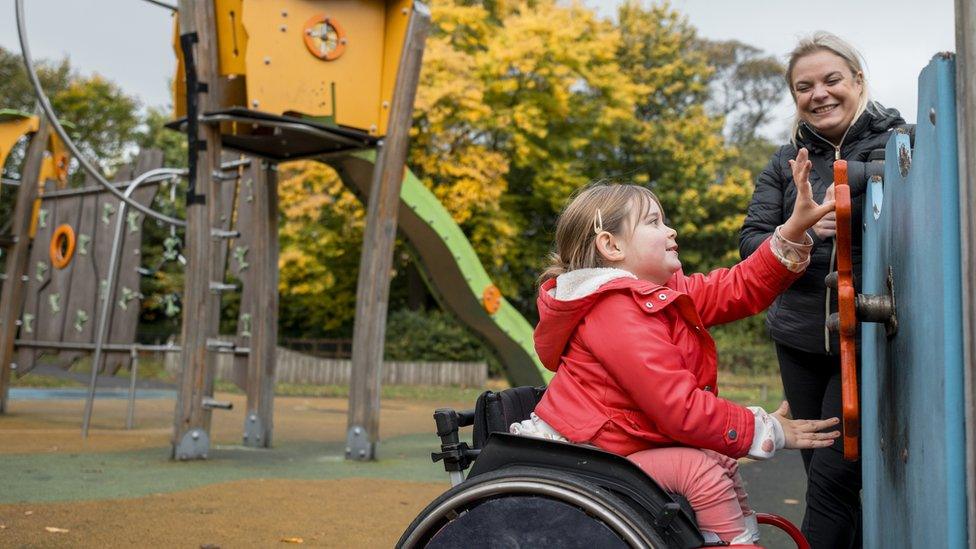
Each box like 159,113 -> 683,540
541,184 -> 662,282
786,31 -> 875,142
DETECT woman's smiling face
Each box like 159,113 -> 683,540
791,49 -> 864,143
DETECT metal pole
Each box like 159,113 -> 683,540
126,348 -> 138,429
955,0 -> 976,544
80,170 -> 166,437
14,0 -> 187,228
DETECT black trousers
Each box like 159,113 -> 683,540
775,342 -> 861,549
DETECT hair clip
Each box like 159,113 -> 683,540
593,209 -> 604,235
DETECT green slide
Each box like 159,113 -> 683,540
325,151 -> 549,386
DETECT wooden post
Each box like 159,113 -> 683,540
243,161 -> 278,447
0,121 -> 50,413
346,2 -> 430,461
172,0 -> 223,460
954,0 -> 976,542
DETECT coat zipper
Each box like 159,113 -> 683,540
800,124 -> 849,354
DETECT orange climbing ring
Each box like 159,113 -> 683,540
482,285 -> 501,315
49,224 -> 76,269
303,15 -> 347,61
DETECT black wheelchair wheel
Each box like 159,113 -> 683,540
397,466 -> 668,548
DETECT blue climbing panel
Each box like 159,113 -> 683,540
861,54 -> 966,547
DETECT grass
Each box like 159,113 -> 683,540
10,373 -> 84,388
716,372 -> 785,412
214,378 -> 508,403
12,355 -> 783,410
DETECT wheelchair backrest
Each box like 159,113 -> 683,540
472,386 -> 546,449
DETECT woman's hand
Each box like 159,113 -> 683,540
812,184 -> 837,239
771,401 -> 841,450
781,148 -> 836,242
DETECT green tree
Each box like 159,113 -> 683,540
606,1 -> 753,271
0,47 -> 141,179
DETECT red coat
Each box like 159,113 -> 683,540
533,239 -> 801,458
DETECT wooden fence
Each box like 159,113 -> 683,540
164,346 -> 486,387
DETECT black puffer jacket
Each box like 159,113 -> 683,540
740,104 -> 907,354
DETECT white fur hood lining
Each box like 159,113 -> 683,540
551,268 -> 637,301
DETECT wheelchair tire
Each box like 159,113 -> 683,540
397,466 -> 668,548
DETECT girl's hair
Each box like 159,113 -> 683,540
785,31 -> 877,142
541,183 -> 662,282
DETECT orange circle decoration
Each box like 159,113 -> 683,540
303,15 -> 347,61
482,285 -> 501,315
49,224 -> 76,269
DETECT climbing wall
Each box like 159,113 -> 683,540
14,151 -> 162,374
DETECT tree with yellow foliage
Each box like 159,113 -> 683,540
275,0 -> 773,337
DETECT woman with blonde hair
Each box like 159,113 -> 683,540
740,31 -> 909,548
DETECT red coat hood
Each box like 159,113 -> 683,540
535,270 -> 679,372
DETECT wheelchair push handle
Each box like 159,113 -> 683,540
431,408 -> 479,483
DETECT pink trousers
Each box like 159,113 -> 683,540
627,447 -> 753,543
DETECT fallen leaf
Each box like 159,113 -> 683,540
783,498 -> 800,505
280,537 -> 304,544
24,511 -> 33,516
45,527 -> 69,533
0,524 -> 7,529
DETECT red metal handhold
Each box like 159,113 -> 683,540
834,160 -> 860,461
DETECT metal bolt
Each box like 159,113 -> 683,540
929,107 -> 936,125
249,414 -> 257,422
353,427 -> 362,435
280,24 -> 287,32
382,101 -> 390,109
243,433 -> 249,440
263,56 -> 271,65
252,99 -> 260,108
340,38 -> 348,45
281,10 -> 288,17
345,446 -> 352,454
369,124 -> 377,133
402,7 -> 409,15
191,431 -> 199,440
359,449 -> 366,457
10,363 -> 17,371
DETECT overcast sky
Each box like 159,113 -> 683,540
0,0 -> 958,141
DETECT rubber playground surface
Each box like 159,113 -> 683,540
0,390 -> 808,548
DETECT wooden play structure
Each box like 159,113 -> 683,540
4,0 -> 543,463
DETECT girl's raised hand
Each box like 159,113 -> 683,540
771,401 -> 841,450
782,148 -> 836,242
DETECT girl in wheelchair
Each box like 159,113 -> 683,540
516,150 -> 840,544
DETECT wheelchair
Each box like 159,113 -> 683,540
398,386 -> 808,549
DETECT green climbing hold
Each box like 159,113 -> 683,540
74,309 -> 89,332
101,203 -> 117,225
240,313 -> 252,338
234,246 -> 250,272
78,234 -> 91,255
21,313 -> 34,334
126,212 -> 140,234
